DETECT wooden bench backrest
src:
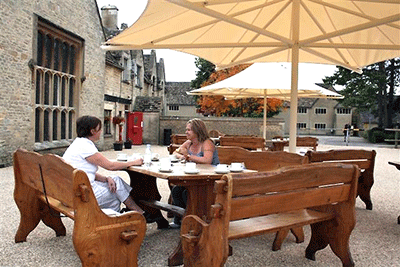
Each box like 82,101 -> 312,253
306,149 -> 376,170
171,134 -> 187,145
219,136 -> 265,150
209,130 -> 224,138
220,162 -> 359,221
284,136 -> 318,150
14,149 -> 75,208
217,146 -> 308,171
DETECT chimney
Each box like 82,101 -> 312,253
101,4 -> 119,30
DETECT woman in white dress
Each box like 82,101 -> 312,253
63,115 -> 144,213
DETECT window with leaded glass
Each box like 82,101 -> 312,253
34,17 -> 83,143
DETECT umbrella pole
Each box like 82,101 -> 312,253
263,92 -> 267,140
289,0 -> 300,153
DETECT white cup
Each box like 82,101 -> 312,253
185,162 -> 196,170
216,164 -> 229,171
231,162 -> 243,170
169,154 -> 178,161
117,153 -> 128,160
160,158 -> 172,169
152,153 -> 160,161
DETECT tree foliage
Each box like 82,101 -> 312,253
190,58 -> 215,89
323,58 -> 400,128
192,62 -> 283,117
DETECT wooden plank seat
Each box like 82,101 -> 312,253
219,136 -> 266,151
13,149 -> 146,267
306,149 -> 376,210
217,146 -> 309,250
181,163 -> 360,267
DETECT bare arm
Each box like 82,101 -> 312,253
173,140 -> 191,160
86,152 -> 143,171
187,139 -> 214,164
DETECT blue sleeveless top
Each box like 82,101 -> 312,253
188,142 -> 220,166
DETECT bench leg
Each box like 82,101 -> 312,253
358,171 -> 373,210
273,227 -> 304,251
41,205 -> 67,237
14,188 -> 41,242
272,229 -> 289,251
14,180 -> 66,242
306,209 -> 355,267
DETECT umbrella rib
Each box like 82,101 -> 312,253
309,0 -> 400,30
230,1 -> 291,63
304,43 -> 400,50
301,2 -> 353,72
219,47 -> 288,68
301,13 -> 400,46
167,0 -> 293,45
301,47 -> 361,73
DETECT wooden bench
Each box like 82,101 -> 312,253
181,162 -> 360,267
217,146 -> 309,250
281,136 -> 318,151
306,149 -> 376,210
13,149 -> 146,266
219,136 -> 266,151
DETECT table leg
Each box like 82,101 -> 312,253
168,180 -> 216,266
126,171 -> 163,215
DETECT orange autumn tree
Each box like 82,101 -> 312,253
196,64 -> 283,117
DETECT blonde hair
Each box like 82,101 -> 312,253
187,118 -> 210,143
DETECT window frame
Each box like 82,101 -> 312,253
315,108 -> 327,115
33,16 -> 84,145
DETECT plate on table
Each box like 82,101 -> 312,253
159,168 -> 173,173
184,169 -> 200,174
230,168 -> 243,172
215,169 -> 230,174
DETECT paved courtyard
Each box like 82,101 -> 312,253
1,136 -> 399,266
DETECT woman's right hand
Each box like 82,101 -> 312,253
130,158 -> 143,166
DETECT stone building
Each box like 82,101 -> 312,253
275,98 -> 353,136
101,4 -> 166,147
0,0 -> 106,167
164,82 -> 198,117
0,1 -> 168,167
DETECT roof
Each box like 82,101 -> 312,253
165,82 -> 196,106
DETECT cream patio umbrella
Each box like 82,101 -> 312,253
102,0 -> 400,152
188,62 -> 343,139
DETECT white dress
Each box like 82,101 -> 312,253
63,137 -> 132,212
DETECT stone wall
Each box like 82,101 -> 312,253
0,0 -> 105,166
159,117 -> 284,145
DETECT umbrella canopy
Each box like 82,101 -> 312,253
103,0 -> 400,151
188,62 -> 343,139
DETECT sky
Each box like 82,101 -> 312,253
97,0 -> 197,82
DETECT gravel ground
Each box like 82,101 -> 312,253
1,137 -> 399,266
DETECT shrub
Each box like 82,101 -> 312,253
367,127 -> 385,143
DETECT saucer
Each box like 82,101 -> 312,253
230,168 -> 243,172
170,157 -> 179,163
215,169 -> 229,174
184,169 -> 199,174
159,168 -> 173,173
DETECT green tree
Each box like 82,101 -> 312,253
323,58 -> 400,128
190,58 -> 215,89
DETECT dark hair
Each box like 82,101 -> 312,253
76,116 -> 102,138
187,118 -> 209,143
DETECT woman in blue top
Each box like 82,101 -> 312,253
171,118 -> 219,228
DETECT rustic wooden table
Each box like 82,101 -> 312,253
126,162 -> 254,266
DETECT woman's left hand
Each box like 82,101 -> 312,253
107,177 -> 117,193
